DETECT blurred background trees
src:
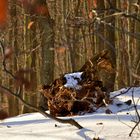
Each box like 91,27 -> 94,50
0,0 -> 140,117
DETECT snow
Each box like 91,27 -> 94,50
64,72 -> 83,89
0,87 -> 140,140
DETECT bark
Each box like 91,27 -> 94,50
37,1 -> 55,110
39,16 -> 54,85
8,0 -> 19,116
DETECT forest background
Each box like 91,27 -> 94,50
0,0 -> 140,117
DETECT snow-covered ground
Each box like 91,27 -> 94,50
0,87 -> 140,140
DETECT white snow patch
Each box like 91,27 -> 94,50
0,87 -> 140,140
64,72 -> 83,89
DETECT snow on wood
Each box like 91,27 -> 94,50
64,72 -> 83,89
40,50 -> 116,116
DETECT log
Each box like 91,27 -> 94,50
40,50 -> 114,116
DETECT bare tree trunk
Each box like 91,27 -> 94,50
8,0 -> 19,116
39,18 -> 54,85
133,1 -> 140,85
37,1 -> 54,110
98,0 -> 116,91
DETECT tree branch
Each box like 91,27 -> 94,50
0,40 -> 16,79
0,84 -> 83,129
111,87 -> 132,99
0,40 -> 83,129
93,7 -> 140,22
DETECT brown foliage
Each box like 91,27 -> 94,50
40,50 -> 113,117
41,79 -> 111,116
80,50 -> 114,73
27,21 -> 34,30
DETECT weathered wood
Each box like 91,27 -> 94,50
40,50 -> 113,116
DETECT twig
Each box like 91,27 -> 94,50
0,40 -> 16,79
117,106 -> 134,113
0,85 -> 83,129
115,113 -> 133,129
93,7 -> 140,22
111,87 -> 132,99
129,88 -> 140,136
100,19 -> 140,41
0,41 -> 83,129
131,72 -> 140,81
95,32 -> 115,52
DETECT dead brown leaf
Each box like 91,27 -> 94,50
27,21 -> 34,29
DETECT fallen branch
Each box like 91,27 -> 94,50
0,85 -> 83,129
0,40 -> 83,129
111,87 -> 132,99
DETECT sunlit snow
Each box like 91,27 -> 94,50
64,72 -> 83,89
0,87 -> 140,140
